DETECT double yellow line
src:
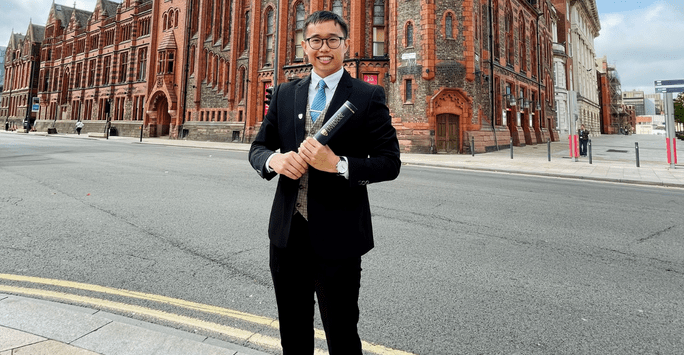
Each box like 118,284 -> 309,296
0,273 -> 415,355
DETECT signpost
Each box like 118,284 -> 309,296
654,79 -> 684,168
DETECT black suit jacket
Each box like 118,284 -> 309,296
249,70 -> 401,259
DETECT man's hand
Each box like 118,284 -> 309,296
269,152 -> 308,180
298,137 -> 339,173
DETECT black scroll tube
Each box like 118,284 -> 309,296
312,101 -> 358,146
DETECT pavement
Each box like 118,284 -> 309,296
1,130 -> 683,355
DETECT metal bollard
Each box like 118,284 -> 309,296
547,139 -> 551,161
588,139 -> 592,164
140,124 -> 144,142
635,142 -> 640,167
510,138 -> 514,159
471,136 -> 475,156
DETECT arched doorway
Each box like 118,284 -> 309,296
436,114 -> 460,153
151,95 -> 170,137
429,88 -> 472,154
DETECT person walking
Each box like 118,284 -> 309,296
248,11 -> 401,355
579,124 -> 590,156
76,120 -> 84,135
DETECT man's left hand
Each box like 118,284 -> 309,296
298,137 -> 338,173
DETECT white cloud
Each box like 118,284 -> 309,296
595,1 -> 684,93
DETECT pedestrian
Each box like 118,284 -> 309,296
76,120 -> 84,135
579,124 -> 590,156
248,11 -> 401,354
4,119 -> 8,131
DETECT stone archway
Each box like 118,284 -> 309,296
429,88 -> 472,154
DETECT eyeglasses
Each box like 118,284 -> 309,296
305,37 -> 346,50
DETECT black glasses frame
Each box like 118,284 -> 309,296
305,36 -> 346,50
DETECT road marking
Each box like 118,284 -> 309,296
0,274 -> 416,355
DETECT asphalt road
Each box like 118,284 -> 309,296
1,133 -> 683,354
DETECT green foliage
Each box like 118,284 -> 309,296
675,93 -> 684,125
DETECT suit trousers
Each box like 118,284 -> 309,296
269,213 -> 363,355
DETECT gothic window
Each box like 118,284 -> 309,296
505,3 -> 513,65
157,52 -> 165,74
295,3 -> 305,59
88,59 -> 96,87
43,69 -> 50,91
265,8 -> 274,66
166,51 -> 175,74
119,52 -> 128,83
530,21 -> 537,77
74,63 -> 82,88
406,22 -> 414,47
493,0 -> 499,60
519,11 -> 526,72
243,11 -> 250,52
239,66 -> 246,102
53,68 -> 60,91
189,46 -> 195,76
373,0 -> 386,57
103,56 -> 111,85
138,48 -> 147,81
332,0 -> 343,17
445,14 -> 454,39
405,79 -> 413,103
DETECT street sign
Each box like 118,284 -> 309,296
655,87 -> 684,93
654,79 -> 684,86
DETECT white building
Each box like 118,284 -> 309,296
570,0 -> 601,134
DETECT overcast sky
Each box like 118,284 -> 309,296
2,0 -> 682,94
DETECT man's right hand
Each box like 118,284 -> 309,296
269,152 -> 308,180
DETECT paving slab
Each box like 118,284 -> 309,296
0,326 -> 46,352
0,297 -> 111,344
71,321 -> 239,355
10,340 -> 100,355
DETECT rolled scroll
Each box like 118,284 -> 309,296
313,101 -> 358,145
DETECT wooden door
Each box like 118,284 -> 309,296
436,114 -> 459,153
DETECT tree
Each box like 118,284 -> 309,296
675,93 -> 684,125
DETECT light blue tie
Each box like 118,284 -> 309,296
310,80 -> 327,123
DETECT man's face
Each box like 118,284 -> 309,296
302,20 -> 348,78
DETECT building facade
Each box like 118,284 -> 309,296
567,0 -> 600,134
3,0 -> 559,153
34,0 -> 152,136
0,46 -> 6,90
1,24 -> 44,128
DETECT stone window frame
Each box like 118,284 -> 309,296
264,6 -> 275,67
442,11 -> 457,40
404,21 -> 414,48
403,75 -> 415,104
293,2 -> 306,61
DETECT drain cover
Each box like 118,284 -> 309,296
606,149 -> 628,153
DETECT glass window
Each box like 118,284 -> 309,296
406,23 -> 413,47
333,1 -> 343,17
295,3 -> 305,59
446,14 -> 453,39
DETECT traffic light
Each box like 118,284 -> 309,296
265,86 -> 273,105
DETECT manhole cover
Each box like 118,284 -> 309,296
606,149 -> 628,153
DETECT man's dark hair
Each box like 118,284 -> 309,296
304,11 -> 349,39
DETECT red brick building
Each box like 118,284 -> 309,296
3,0 -> 558,153
1,23 -> 44,129
33,0 -> 152,136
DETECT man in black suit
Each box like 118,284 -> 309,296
249,11 -> 401,355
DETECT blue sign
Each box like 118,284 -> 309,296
655,87 -> 684,93
654,79 -> 684,86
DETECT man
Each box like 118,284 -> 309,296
248,11 -> 400,355
578,124 -> 590,156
